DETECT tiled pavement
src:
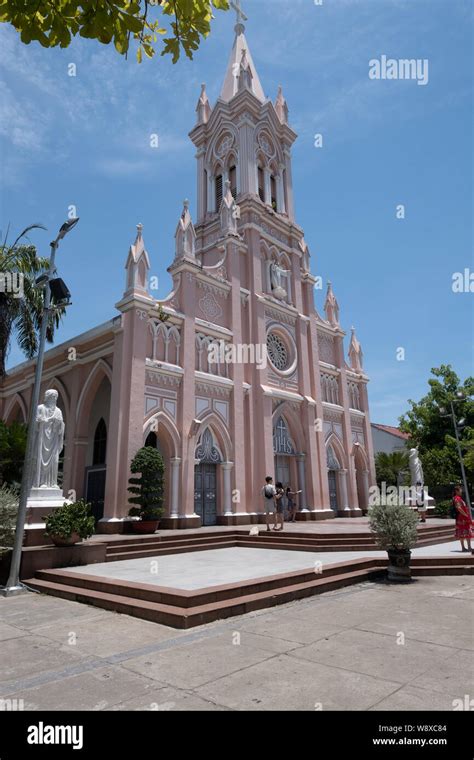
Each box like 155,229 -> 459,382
0,574 -> 472,711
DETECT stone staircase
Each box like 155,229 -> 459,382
102,522 -> 455,562
23,522 -> 466,629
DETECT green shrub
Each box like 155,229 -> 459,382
369,502 -> 419,551
0,420 -> 27,487
44,500 -> 95,540
128,446 -> 164,520
433,499 -> 452,518
0,484 -> 18,555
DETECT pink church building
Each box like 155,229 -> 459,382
0,19 -> 376,539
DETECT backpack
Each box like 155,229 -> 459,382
450,499 -> 458,519
264,485 -> 274,499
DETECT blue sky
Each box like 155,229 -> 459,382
1,0 -> 472,425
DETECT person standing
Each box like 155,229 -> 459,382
262,476 -> 276,532
285,485 -> 301,523
274,482 -> 285,531
452,485 -> 472,552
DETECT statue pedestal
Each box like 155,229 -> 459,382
272,286 -> 287,300
24,486 -> 71,547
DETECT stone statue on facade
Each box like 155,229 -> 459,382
269,260 -> 290,300
31,389 -> 65,489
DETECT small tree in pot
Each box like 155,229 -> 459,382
44,500 -> 95,546
128,446 -> 164,533
369,502 -> 419,581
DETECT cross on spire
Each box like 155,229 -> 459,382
230,0 -> 247,32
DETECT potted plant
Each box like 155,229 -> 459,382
128,446 -> 164,534
44,500 -> 95,547
368,501 -> 419,582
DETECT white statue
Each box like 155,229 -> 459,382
220,180 -> 240,236
31,389 -> 65,489
409,447 -> 424,487
269,260 -> 290,299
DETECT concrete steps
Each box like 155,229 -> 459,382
24,552 -> 472,629
24,558 -> 383,629
102,524 -> 455,562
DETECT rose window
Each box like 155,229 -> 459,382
267,332 -> 289,371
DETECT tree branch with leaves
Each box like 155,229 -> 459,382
0,0 -> 230,63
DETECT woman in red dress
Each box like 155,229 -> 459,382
453,485 -> 472,552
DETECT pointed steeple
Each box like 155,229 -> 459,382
174,199 -> 196,261
348,326 -> 364,372
220,3 -> 265,103
195,83 -> 211,125
275,85 -> 289,124
324,281 -> 340,326
124,223 -> 150,296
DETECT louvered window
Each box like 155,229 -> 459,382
215,174 -> 223,210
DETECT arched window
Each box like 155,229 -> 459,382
93,418 -> 107,465
145,431 -> 157,448
270,174 -> 277,210
215,174 -> 223,210
203,169 -> 208,215
258,166 -> 265,202
229,165 -> 237,198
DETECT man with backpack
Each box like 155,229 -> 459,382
262,475 -> 277,532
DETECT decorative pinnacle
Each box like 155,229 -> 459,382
136,223 -> 143,238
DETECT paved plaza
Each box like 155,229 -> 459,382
64,541 -> 469,590
0,573 -> 472,711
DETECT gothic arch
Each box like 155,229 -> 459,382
351,441 -> 369,470
143,409 -> 181,459
3,392 -> 27,424
195,410 -> 233,462
326,432 -> 347,470
205,122 -> 239,168
272,402 -> 304,454
75,359 -> 113,428
254,125 -> 283,166
47,376 -> 71,424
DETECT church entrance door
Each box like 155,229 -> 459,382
194,463 -> 217,526
275,455 -> 290,487
328,470 -> 338,511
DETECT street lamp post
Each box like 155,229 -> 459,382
439,393 -> 472,512
1,219 -> 78,596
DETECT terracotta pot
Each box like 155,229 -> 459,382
131,520 -> 160,534
50,532 -> 81,547
387,548 -> 412,582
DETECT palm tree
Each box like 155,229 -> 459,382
375,450 -> 409,488
0,225 -> 64,377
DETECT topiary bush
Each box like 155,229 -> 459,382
433,499 -> 452,519
128,446 -> 164,520
0,484 -> 18,556
368,502 -> 419,551
44,500 -> 95,541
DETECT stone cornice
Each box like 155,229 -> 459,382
115,292 -> 154,314
195,319 -> 233,338
261,385 -> 304,403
